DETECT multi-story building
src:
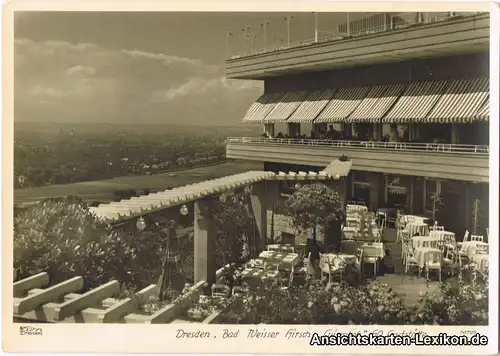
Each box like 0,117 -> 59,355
225,12 -> 490,237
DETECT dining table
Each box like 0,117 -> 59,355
258,251 -> 300,270
347,204 -> 368,213
323,253 -> 357,265
405,221 -> 429,237
404,215 -> 430,224
361,242 -> 385,259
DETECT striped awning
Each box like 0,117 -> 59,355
286,89 -> 336,123
354,84 -> 406,122
240,92 -> 285,123
347,85 -> 387,123
426,78 -> 489,123
474,98 -> 489,121
382,80 -> 450,123
315,86 -> 370,123
263,91 -> 308,123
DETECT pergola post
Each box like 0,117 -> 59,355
250,180 -> 280,253
194,200 -> 216,284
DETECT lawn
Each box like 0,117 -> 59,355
15,160 -> 262,205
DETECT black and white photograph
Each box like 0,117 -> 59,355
7,3 -> 497,348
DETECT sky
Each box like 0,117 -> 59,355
14,11 -> 377,125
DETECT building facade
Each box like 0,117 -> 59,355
225,12 -> 490,237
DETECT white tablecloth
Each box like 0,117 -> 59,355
361,242 -> 385,258
241,268 -> 265,279
405,222 -> 429,237
472,254 -> 488,273
347,204 -> 368,212
414,247 -> 442,269
258,251 -> 300,269
412,236 -> 440,249
321,254 -> 357,271
404,215 -> 429,224
346,216 -> 360,227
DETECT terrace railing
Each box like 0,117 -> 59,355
227,12 -> 485,59
226,137 -> 490,155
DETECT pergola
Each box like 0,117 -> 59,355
90,160 -> 352,284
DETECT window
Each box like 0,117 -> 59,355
386,175 -> 407,209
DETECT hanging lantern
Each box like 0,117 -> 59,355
180,204 -> 189,216
136,216 -> 146,231
294,182 -> 302,190
219,194 -> 227,203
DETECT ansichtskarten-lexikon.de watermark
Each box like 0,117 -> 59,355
309,332 -> 489,346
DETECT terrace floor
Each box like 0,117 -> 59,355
378,228 -> 442,307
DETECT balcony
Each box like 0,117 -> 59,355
226,13 -> 489,80
226,137 -> 489,183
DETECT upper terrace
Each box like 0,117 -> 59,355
226,12 -> 489,80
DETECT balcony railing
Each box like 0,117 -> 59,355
227,12 -> 485,60
226,137 -> 490,154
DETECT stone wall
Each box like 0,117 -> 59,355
266,210 -> 324,245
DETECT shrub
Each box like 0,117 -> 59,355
14,195 -> 254,292
417,275 -> 488,325
14,199 -> 166,291
216,280 -> 412,325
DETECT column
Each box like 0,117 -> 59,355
464,183 -> 471,231
263,123 -> 275,138
194,200 -> 216,284
250,180 -> 280,252
384,174 -> 388,204
451,124 -> 460,144
409,177 -> 415,214
373,123 -> 382,141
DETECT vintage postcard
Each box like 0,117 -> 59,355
3,0 -> 498,354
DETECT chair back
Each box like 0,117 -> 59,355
426,250 -> 442,264
430,225 -> 445,231
268,245 -> 280,252
444,246 -> 455,262
471,234 -> 484,242
212,284 -> 231,298
279,245 -> 295,253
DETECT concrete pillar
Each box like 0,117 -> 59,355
250,180 -> 280,252
409,177 -> 415,214
451,124 -> 460,144
264,123 -> 275,138
373,123 -> 383,141
464,183 -> 471,231
194,200 -> 216,284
